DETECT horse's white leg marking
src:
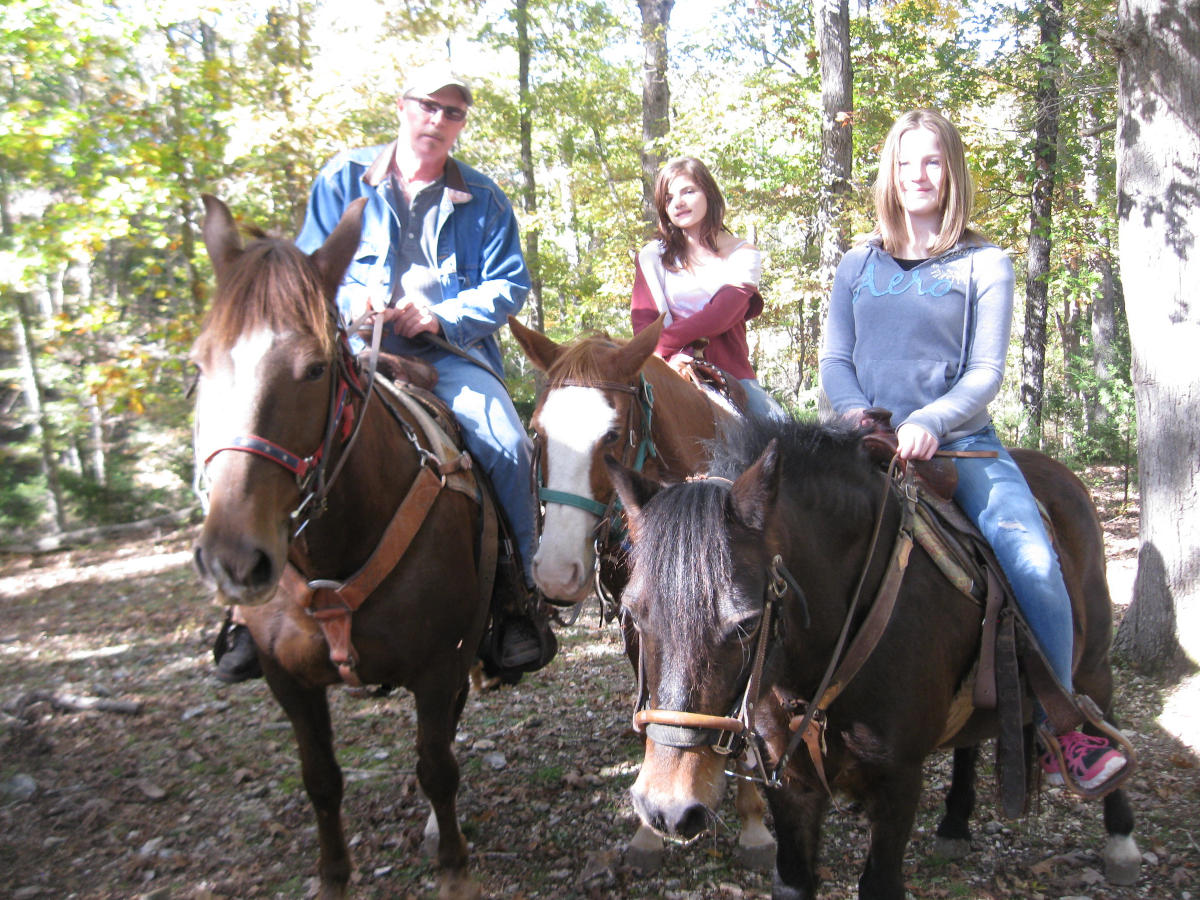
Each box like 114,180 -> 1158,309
626,822 -> 666,872
1103,833 -> 1141,885
532,385 -> 618,602
733,779 -> 776,871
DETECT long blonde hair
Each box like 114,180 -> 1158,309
872,109 -> 979,257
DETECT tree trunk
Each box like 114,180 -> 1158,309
1081,105 -> 1120,433
515,0 -> 543,332
637,0 -> 674,229
814,0 -> 852,293
1020,0 -> 1063,448
1113,0 -> 1200,676
13,293 -> 69,533
811,0 -> 852,394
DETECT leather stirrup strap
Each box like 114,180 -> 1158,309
973,568 -> 1006,709
994,607 -> 1027,817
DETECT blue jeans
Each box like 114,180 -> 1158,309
943,425 -> 1075,690
739,378 -> 787,421
430,352 -> 537,584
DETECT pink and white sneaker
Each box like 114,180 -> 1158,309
1040,730 -> 1127,792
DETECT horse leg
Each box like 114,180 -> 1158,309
766,781 -> 829,900
933,745 -> 978,858
261,661 -> 348,900
413,678 -> 479,900
857,766 -> 923,900
733,777 -> 776,871
625,823 -> 666,872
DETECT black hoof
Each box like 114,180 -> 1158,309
213,620 -> 262,683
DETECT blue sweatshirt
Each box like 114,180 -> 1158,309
819,239 -> 1015,444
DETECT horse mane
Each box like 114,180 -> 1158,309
709,416 -> 879,522
632,416 -> 880,656
543,332 -> 622,388
629,477 -> 734,668
199,235 -> 337,358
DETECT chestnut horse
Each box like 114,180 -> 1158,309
608,417 -> 1139,900
507,317 -> 776,870
191,196 -> 487,900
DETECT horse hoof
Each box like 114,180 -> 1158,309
625,843 -> 665,873
735,840 -> 776,871
932,836 -> 971,860
1104,834 -> 1141,885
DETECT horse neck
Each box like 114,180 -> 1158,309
293,389 -> 421,578
641,361 -> 733,477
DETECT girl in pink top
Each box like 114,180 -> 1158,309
630,157 -> 782,419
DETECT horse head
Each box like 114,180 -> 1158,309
509,316 -> 663,603
190,195 -> 365,603
606,443 -> 783,843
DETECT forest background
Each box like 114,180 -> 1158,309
3,0 -> 1194,671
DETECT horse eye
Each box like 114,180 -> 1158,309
304,362 -> 327,381
602,429 -> 620,446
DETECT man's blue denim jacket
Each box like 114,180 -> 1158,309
296,142 -> 530,375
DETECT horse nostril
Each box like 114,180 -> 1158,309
245,549 -> 275,589
676,803 -> 710,840
193,546 -> 209,579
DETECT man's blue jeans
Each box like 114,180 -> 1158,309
430,352 -> 537,585
943,425 -> 1075,690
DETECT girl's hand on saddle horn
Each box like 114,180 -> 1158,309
896,422 -> 938,461
666,352 -> 694,377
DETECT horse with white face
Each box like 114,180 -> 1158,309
508,317 -> 776,870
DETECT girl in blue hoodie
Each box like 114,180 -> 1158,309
820,109 -> 1126,794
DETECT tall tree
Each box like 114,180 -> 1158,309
514,0 -> 544,331
1019,0 -> 1063,447
814,0 -> 852,294
637,0 -> 674,228
1113,0 -> 1200,675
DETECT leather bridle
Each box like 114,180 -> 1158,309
629,552 -> 807,786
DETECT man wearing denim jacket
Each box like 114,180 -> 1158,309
213,64 -> 552,682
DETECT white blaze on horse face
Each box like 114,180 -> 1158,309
193,327 -> 278,482
532,385 -> 619,602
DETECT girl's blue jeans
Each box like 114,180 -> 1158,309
943,425 -> 1075,691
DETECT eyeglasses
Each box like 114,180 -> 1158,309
406,96 -> 468,122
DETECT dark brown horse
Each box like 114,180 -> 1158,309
608,417 -> 1139,899
191,196 -> 487,900
507,318 -> 776,869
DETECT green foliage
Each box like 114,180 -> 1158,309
1,0 -> 1137,537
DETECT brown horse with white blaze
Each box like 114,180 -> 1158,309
508,317 -> 776,870
191,195 -> 487,900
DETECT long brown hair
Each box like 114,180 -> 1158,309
653,157 -> 728,271
872,109 -> 980,257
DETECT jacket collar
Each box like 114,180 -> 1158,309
363,142 -> 472,205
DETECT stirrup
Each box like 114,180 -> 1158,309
1037,694 -> 1136,799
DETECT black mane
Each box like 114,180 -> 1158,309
629,416 -> 880,653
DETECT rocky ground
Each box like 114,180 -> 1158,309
1,466 -> 1197,899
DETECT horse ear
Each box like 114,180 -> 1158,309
508,315 -> 563,371
201,194 -> 243,286
604,455 -> 661,536
613,314 -> 665,379
310,197 -> 368,302
728,438 -> 781,533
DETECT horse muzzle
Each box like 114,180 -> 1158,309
630,739 -> 727,843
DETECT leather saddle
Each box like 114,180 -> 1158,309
681,344 -> 750,415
